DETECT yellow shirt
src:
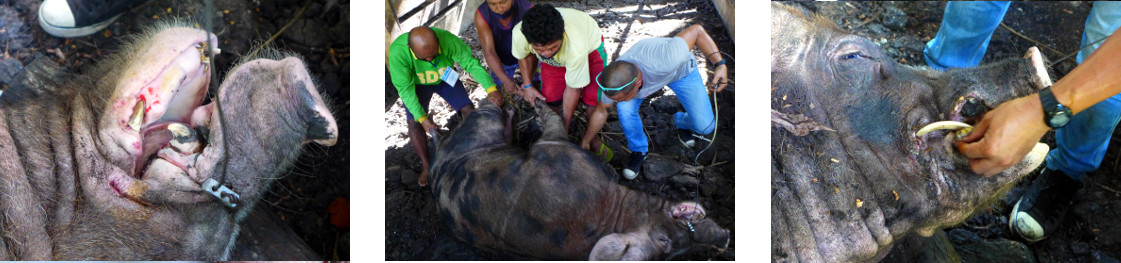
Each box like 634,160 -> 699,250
512,7 -> 603,88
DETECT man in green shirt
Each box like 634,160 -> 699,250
389,26 -> 502,186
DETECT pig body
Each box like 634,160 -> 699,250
771,3 -> 1051,262
429,101 -> 730,260
0,25 -> 337,260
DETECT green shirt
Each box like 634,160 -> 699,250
389,27 -> 497,122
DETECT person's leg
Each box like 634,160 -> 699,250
616,98 -> 648,154
667,68 -> 716,135
539,61 -> 567,105
616,96 -> 649,180
1012,5 -> 1121,241
581,47 -> 610,160
405,84 -> 436,186
1011,94 -> 1121,242
1047,95 -> 1121,179
923,1 -> 1011,70
433,80 -> 475,118
1077,2 -> 1121,64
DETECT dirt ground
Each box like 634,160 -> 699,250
796,1 -> 1121,262
383,0 -> 735,260
0,0 -> 349,260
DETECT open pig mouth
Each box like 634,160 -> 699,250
109,33 -> 220,201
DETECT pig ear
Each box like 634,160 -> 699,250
589,233 -> 652,260
296,83 -> 339,146
669,202 -> 707,221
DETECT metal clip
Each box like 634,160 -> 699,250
202,178 -> 240,209
686,221 -> 695,233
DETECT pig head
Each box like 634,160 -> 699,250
428,100 -> 730,260
0,25 -> 337,260
771,3 -> 1051,262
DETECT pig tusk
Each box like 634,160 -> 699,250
916,121 -> 974,139
128,99 -> 146,131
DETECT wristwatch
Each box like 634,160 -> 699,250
1039,86 -> 1071,128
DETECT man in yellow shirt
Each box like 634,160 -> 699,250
510,3 -> 612,161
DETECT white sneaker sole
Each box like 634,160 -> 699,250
38,9 -> 121,38
1009,198 -> 1046,243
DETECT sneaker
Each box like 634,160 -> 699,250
623,151 -> 647,180
1009,169 -> 1083,243
677,128 -> 711,148
38,0 -> 150,38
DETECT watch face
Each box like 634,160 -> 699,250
1051,113 -> 1071,127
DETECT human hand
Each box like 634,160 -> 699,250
708,65 -> 729,93
955,94 -> 1050,177
521,86 -> 546,106
502,81 -> 521,96
487,90 -> 505,107
421,119 -> 438,136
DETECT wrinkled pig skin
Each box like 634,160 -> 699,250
0,25 -> 337,260
770,3 -> 1051,263
428,101 -> 731,260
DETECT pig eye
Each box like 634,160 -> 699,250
841,52 -> 866,60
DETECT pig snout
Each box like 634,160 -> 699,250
188,55 -> 338,207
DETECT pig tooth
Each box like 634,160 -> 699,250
915,121 -> 973,139
167,123 -> 192,139
128,99 -> 146,131
167,123 -> 201,153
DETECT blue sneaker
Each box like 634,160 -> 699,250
623,151 -> 647,180
1009,169 -> 1083,243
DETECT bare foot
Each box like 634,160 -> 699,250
418,169 -> 428,187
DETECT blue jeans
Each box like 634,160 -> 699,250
616,68 -> 714,154
927,1 -> 1121,179
923,1 -> 1011,70
490,63 -> 540,88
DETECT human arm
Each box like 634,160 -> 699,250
388,53 -> 430,125
475,12 -> 519,99
562,87 -> 580,133
675,24 -> 728,93
445,30 -> 500,97
512,27 -> 544,105
581,102 -> 611,150
957,27 -> 1121,176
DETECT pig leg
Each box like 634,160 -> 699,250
535,100 -> 567,142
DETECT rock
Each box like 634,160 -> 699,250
0,58 -> 23,84
1093,250 -> 1121,263
386,165 -> 404,183
947,229 -> 1034,263
700,179 -> 718,196
881,231 -> 961,263
1072,241 -> 1090,255
400,168 -> 420,185
882,5 -> 908,30
650,94 -> 679,113
896,36 -> 926,53
670,174 -> 699,186
283,19 -> 330,47
868,23 -> 888,36
643,154 -> 687,181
